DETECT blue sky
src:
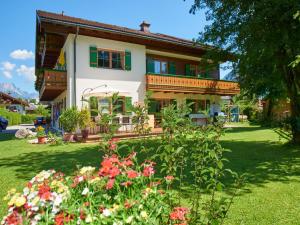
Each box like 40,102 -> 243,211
0,0 -> 227,94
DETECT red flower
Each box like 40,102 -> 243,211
121,181 -> 133,187
143,166 -> 155,177
54,212 -> 74,225
38,184 -> 51,200
165,175 -> 174,181
123,159 -> 134,167
108,138 -> 119,151
5,211 -> 22,225
106,178 -> 115,190
127,170 -> 138,179
169,207 -> 189,221
109,167 -> 120,178
79,210 -> 86,220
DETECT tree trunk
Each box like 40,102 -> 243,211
266,98 -> 273,121
283,66 -> 300,144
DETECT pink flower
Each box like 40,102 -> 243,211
143,166 -> 155,177
106,178 -> 115,190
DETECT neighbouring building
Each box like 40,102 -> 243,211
35,10 -> 240,130
0,92 -> 28,114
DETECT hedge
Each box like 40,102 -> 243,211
0,108 -> 21,126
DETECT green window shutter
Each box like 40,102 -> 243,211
148,100 -> 157,113
146,58 -> 155,73
185,64 -> 191,76
125,97 -> 132,114
168,62 -> 176,74
125,50 -> 131,71
89,96 -> 98,116
89,46 -> 97,67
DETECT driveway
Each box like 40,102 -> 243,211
1,124 -> 35,134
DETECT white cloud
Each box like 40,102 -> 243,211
3,71 -> 12,79
2,61 -> 16,71
16,65 -> 35,82
10,49 -> 34,60
0,61 -> 16,79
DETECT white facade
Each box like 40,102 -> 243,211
60,34 -> 146,109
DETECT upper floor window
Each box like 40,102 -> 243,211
98,51 -> 110,68
97,49 -> 124,70
112,52 -> 123,69
154,60 -> 168,74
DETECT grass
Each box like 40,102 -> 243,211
0,125 -> 300,224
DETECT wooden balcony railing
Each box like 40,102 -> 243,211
146,73 -> 240,95
39,70 -> 67,101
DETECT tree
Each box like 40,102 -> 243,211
188,0 -> 300,143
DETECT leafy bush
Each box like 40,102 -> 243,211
78,108 -> 91,130
0,108 -> 21,125
21,114 -> 37,124
59,107 -> 79,133
154,103 -> 244,224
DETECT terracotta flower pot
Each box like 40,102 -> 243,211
81,129 -> 90,140
38,136 -> 46,144
63,133 -> 74,142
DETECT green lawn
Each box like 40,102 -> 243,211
0,126 -> 300,224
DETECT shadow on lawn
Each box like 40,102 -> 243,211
221,138 -> 300,189
0,127 -> 300,195
0,144 -> 102,180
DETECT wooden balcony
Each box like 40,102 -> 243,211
39,70 -> 67,101
146,74 -> 240,96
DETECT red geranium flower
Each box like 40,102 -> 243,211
170,207 -> 189,221
38,184 -> 51,200
127,170 -> 138,179
5,211 -> 22,225
54,212 -> 74,225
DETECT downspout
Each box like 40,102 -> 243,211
73,26 -> 79,107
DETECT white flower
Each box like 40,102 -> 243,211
34,214 -> 41,221
113,221 -> 123,225
53,194 -> 63,206
79,166 -> 95,175
126,216 -> 134,224
81,187 -> 89,196
85,214 -> 93,223
78,176 -> 84,182
140,211 -> 148,219
23,187 -> 30,196
102,209 -> 111,217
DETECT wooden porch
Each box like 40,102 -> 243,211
39,70 -> 67,101
146,73 -> 240,95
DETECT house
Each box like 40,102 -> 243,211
35,10 -> 240,130
0,92 -> 28,114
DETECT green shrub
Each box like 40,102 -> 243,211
21,114 -> 37,124
0,108 -> 21,125
59,107 -> 79,133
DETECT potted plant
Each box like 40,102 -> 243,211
36,126 -> 46,144
78,108 -> 91,141
59,107 -> 79,142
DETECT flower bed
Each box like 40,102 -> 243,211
1,153 -> 188,225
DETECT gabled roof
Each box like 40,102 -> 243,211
36,10 -> 211,50
0,92 -> 29,106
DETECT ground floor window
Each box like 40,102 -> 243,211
148,99 -> 176,113
90,96 -> 130,115
186,99 -> 210,113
